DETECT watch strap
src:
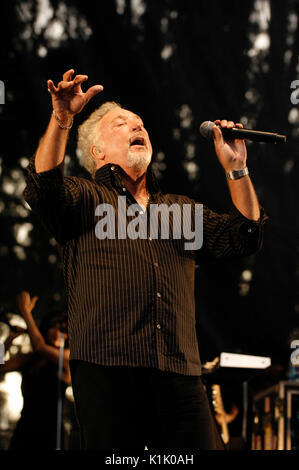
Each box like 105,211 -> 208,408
226,166 -> 249,180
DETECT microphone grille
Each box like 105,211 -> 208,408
199,121 -> 215,139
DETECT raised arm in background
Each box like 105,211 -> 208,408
16,291 -> 70,383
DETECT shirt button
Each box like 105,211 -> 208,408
153,262 -> 159,268
156,292 -> 161,298
111,165 -> 115,171
122,187 -> 126,192
148,236 -> 152,241
156,324 -> 161,330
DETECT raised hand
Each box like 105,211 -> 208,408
17,291 -> 38,318
47,69 -> 103,126
212,119 -> 247,172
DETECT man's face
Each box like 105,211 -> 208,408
95,107 -> 153,172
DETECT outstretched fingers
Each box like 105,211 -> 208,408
47,72 -> 86,94
47,79 -> 57,94
47,79 -> 74,94
84,84 -> 104,103
31,296 -> 39,310
71,75 -> 103,100
46,69 -> 104,115
63,69 -> 75,81
73,74 -> 88,83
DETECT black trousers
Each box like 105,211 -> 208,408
70,360 -> 224,451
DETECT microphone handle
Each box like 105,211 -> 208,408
221,127 -> 286,143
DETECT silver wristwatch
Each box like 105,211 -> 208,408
226,166 -> 249,180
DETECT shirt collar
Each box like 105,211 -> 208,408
94,163 -> 161,196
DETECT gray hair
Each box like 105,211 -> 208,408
77,101 -> 121,176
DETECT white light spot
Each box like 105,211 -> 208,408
184,161 -> 199,180
65,386 -> 74,402
23,201 -> 31,211
37,45 -> 48,57
10,169 -> 22,180
161,44 -> 174,61
19,157 -> 29,168
185,143 -> 195,159
48,254 -> 57,264
14,205 -> 28,218
284,160 -> 294,174
239,282 -> 250,296
178,104 -> 193,129
116,0 -> 125,15
45,19 -> 64,41
10,346 -> 19,355
242,269 -> 252,282
245,89 -> 259,104
49,237 -> 57,246
2,179 -> 15,195
249,0 -> 271,30
13,245 -> 27,260
288,12 -> 298,33
284,50 -> 292,65
254,32 -> 270,51
288,107 -> 299,124
131,0 -> 146,25
34,0 -> 53,34
0,372 -> 23,423
155,152 -> 165,162
179,104 -> 192,119
161,18 -> 168,33
0,323 -> 10,343
14,223 -> 33,246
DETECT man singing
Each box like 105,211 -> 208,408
24,69 -> 267,450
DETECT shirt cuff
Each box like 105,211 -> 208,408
229,205 -> 269,237
25,154 -> 65,195
27,154 -> 64,177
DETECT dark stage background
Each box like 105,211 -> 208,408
0,0 -> 299,447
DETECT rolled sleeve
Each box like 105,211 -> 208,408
198,204 -> 268,263
24,155 -> 83,243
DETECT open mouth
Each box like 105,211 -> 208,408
130,136 -> 146,148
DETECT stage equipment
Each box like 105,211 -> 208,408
251,381 -> 299,450
203,352 -> 271,447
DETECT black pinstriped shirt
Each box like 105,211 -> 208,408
24,158 -> 267,375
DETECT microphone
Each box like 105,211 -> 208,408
200,121 -> 287,143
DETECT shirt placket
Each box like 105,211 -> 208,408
108,165 -> 166,368
145,196 -> 166,369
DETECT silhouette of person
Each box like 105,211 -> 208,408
0,291 -> 70,449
